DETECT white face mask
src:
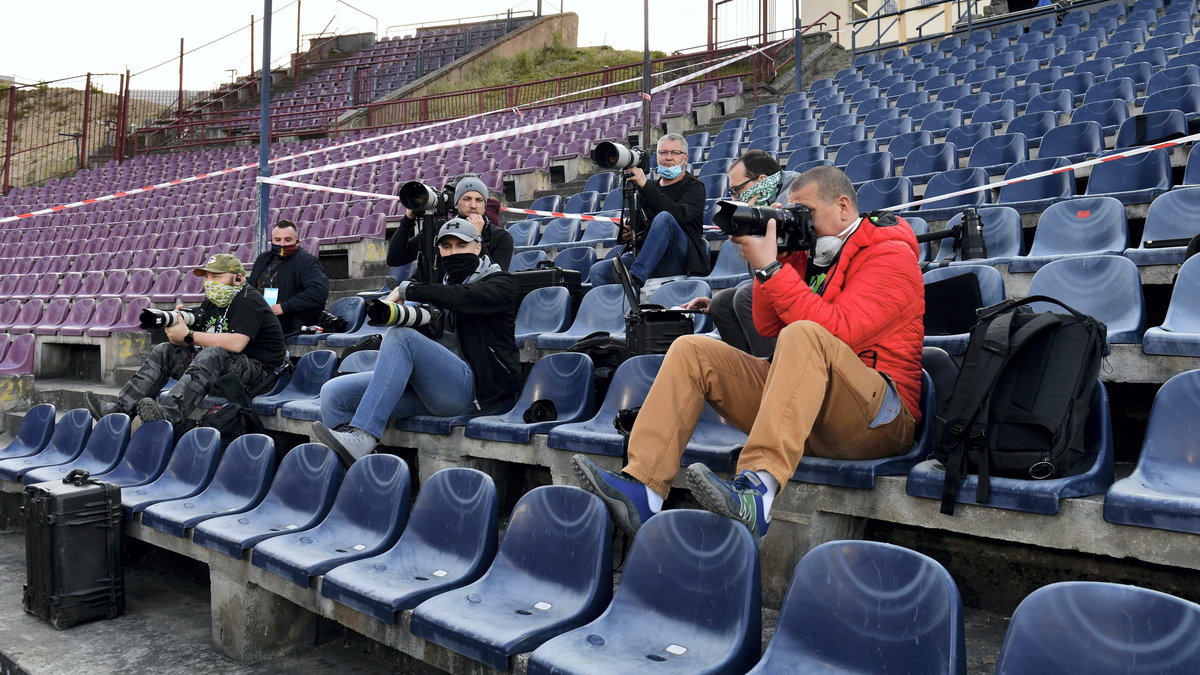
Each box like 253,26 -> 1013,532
812,219 -> 860,267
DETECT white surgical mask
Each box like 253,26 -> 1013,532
812,219 -> 860,267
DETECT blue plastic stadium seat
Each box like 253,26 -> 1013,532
902,142 -> 957,184
21,414 -> 131,484
1103,370 -> 1200,532
690,241 -> 751,289
0,409 -> 92,482
827,124 -> 866,148
320,467 -> 498,622
792,370 -> 935,488
905,216 -> 932,263
323,311 -> 387,347
1115,110 -> 1187,150
1007,197 -> 1128,274
290,296 -> 365,346
122,427 -> 223,519
252,349 -> 337,414
966,132 -> 1028,176
833,139 -> 879,169
140,434 -> 275,537
1071,99 -> 1130,136
1144,84 -> 1200,118
1031,255 -> 1146,343
944,122 -> 992,157
546,355 -> 661,457
529,510 -> 760,675
583,172 -> 616,195
410,485 -> 613,671
649,278 -> 713,333
996,157 -> 1075,212
1006,110 -> 1057,148
280,350 -> 379,422
937,206 -> 1024,266
535,284 -> 628,349
515,285 -> 572,344
1038,121 -> 1104,163
193,443 -> 344,558
858,177 -> 914,213
749,540 -> 965,675
0,404 -> 55,461
1143,257 -> 1200,356
994,582 -> 1200,674
509,249 -> 548,272
784,146 -> 826,171
885,131 -> 931,168
1084,149 -> 1172,204
1126,188 -> 1200,266
250,453 -> 410,587
922,266 -> 1006,355
465,353 -> 595,444
90,420 -> 174,487
971,99 -> 1017,129
844,151 -> 894,184
907,381 -> 1113,514
918,167 -> 990,219
1147,65 -> 1200,99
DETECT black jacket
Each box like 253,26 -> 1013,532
389,215 -> 514,279
404,270 -> 521,410
246,248 -> 330,334
638,172 -> 711,276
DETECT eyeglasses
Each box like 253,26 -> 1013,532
657,150 -> 687,158
728,177 -> 756,199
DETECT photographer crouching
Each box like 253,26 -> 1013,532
84,254 -> 287,427
311,218 -> 521,466
588,133 -> 710,291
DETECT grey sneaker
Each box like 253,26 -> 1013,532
311,421 -> 377,467
571,454 -> 655,538
136,397 -> 170,423
84,392 -> 114,422
685,463 -> 770,542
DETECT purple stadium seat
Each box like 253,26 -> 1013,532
8,300 -> 46,335
79,297 -> 123,337
8,275 -> 40,301
147,269 -> 183,303
0,334 -> 36,375
89,297 -> 151,337
95,270 -> 129,298
77,271 -> 105,296
50,298 -> 98,336
51,272 -> 83,300
0,299 -> 22,330
177,273 -> 205,303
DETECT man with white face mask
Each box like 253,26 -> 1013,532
85,254 -> 287,427
575,166 -> 925,542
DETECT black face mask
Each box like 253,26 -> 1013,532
442,253 -> 480,282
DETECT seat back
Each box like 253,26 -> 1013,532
537,218 -> 582,246
263,443 -> 346,515
1029,197 -> 1128,257
92,420 -> 175,487
510,249 -> 548,272
259,350 -> 338,402
1028,255 -> 1146,343
1039,121 -> 1104,159
564,284 -> 629,335
156,426 -> 223,488
833,139 -> 878,168
995,582 -> 1200,673
904,142 -> 957,175
396,467 -> 498,585
1085,149 -> 1172,195
325,296 -> 367,334
755,540 -> 964,674
999,158 -> 1075,203
1160,255 -> 1200,334
60,413 -> 131,475
1129,370 -> 1200,484
516,286 -> 573,340
0,404 -> 55,458
204,433 -> 276,503
1116,110 -> 1187,149
922,168 -> 989,209
967,132 -> 1028,169
1006,110 -> 1057,141
844,151 -> 894,183
506,220 -> 539,248
492,353 -> 595,427
551,245 -> 597,279
321,453 -> 411,539
36,408 -> 92,464
857,177 -> 913,213
1071,99 -> 1130,130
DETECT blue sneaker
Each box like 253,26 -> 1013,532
685,464 -> 769,541
572,454 -> 654,537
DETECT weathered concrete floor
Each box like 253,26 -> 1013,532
0,527 -> 1010,674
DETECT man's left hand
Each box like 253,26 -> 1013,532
164,316 -> 190,344
271,304 -> 284,316
733,218 -> 779,269
464,213 -> 485,229
625,167 -> 648,188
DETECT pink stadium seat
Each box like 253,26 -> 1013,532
89,297 -> 150,337
7,300 -> 46,335
30,298 -> 71,336
0,333 -> 36,375
49,298 -> 97,336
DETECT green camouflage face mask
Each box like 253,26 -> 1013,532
203,280 -> 239,307
740,171 -> 782,204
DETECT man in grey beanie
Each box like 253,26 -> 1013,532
388,173 -> 514,279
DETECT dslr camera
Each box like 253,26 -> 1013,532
712,200 -> 816,253
591,141 -> 651,174
139,308 -> 197,330
397,180 -> 457,216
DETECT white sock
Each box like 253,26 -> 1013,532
755,471 -> 779,522
644,485 -> 664,513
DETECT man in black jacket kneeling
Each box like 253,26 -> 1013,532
311,218 -> 521,465
247,220 -> 330,334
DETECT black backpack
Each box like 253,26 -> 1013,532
934,296 -> 1108,515
567,331 -> 631,404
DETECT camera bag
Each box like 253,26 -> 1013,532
933,296 -> 1108,515
612,255 -> 694,355
23,469 -> 124,629
512,259 -> 581,305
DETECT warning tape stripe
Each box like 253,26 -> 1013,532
500,206 -> 622,223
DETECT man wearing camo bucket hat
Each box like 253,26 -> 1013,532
85,253 -> 287,428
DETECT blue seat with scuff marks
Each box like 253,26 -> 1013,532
90,420 -> 175,488
689,241 -> 751,289
994,582 -> 1200,674
748,540 -> 965,674
1026,255 -> 1146,344
547,355 -> 663,457
1143,256 -> 1200,357
0,409 -> 92,482
192,443 -> 344,558
280,349 -> 379,422
410,485 -> 612,671
321,468 -> 499,623
465,353 -> 595,444
535,284 -> 628,349
1124,187 -> 1200,266
529,510 -> 760,675
936,206 -> 1024,266
906,380 -> 1113,514
1104,370 -> 1200,533
289,296 -> 365,346
515,286 -> 572,344
21,413 -> 131,484
121,427 -> 223,519
139,434 -> 276,537
0,404 -> 55,461
996,157 -> 1076,213
252,349 -> 338,414
250,453 -> 410,587
649,279 -> 713,333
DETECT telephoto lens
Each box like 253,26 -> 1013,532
365,300 -> 441,328
138,308 -> 196,330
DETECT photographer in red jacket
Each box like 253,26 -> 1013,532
574,166 -> 925,540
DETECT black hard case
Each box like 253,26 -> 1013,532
512,260 -> 582,303
612,255 -> 694,355
22,471 -> 124,629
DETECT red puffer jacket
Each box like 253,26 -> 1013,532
753,214 -> 926,422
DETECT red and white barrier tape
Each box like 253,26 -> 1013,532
500,206 -> 622,223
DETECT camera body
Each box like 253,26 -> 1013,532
398,180 -> 457,216
712,200 -> 817,253
139,308 -> 196,330
591,141 -> 651,174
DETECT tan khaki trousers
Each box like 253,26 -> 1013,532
624,320 -> 917,498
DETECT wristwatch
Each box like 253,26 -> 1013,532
754,261 -> 783,284
184,330 -> 195,345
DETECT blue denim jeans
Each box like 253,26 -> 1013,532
588,211 -> 689,285
319,326 -> 474,438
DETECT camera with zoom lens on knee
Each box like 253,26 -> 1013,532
139,307 -> 197,330
712,200 -> 816,252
